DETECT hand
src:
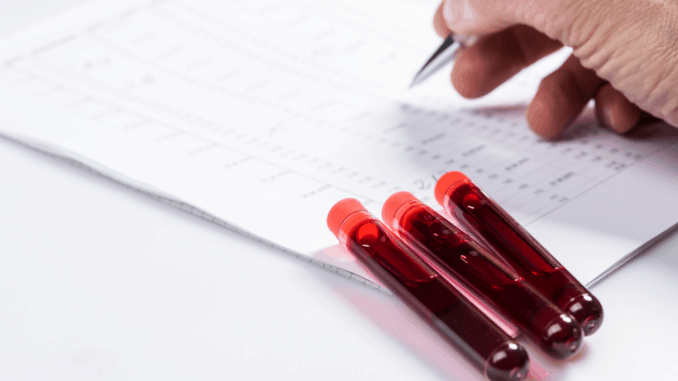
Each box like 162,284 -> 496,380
433,0 -> 678,139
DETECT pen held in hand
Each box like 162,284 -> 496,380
410,33 -> 475,88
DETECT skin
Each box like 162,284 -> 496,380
433,0 -> 678,139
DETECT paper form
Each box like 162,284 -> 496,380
1,0 -> 678,291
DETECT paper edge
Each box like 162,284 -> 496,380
0,133 -> 392,296
586,221 -> 678,288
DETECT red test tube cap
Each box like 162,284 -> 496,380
327,198 -> 367,238
382,191 -> 419,228
435,171 -> 471,205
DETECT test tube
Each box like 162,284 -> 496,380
328,199 -> 529,381
435,172 -> 604,335
383,192 -> 583,358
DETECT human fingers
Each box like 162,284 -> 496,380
526,55 -> 605,139
435,0 -> 678,129
451,25 -> 562,98
595,83 -> 641,134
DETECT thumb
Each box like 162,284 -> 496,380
439,0 -> 516,36
439,0 -> 607,48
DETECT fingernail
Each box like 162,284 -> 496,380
442,0 -> 463,25
601,105 -> 615,128
605,107 -> 616,128
462,0 -> 475,20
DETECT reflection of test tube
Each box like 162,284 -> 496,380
383,192 -> 583,358
327,199 -> 529,381
435,172 -> 604,336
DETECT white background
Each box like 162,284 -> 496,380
1,1 -> 678,380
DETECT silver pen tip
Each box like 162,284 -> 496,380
409,34 -> 462,89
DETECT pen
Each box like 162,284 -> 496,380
328,198 -> 530,381
410,33 -> 470,88
435,172 -> 604,335
383,192 -> 583,358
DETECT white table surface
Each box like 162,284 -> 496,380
2,1 -> 678,380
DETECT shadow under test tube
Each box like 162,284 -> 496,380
327,199 -> 529,381
383,192 -> 583,359
434,172 -> 604,336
